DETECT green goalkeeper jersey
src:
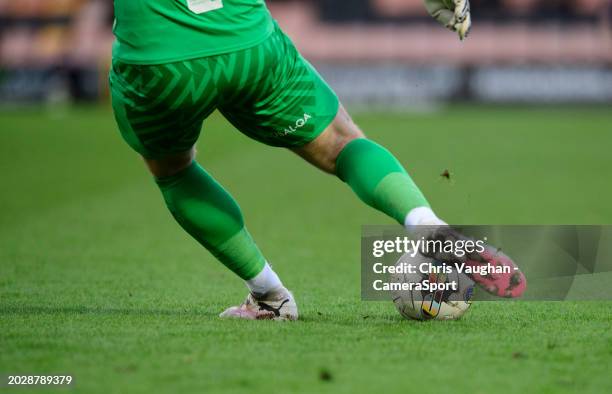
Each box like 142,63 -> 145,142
112,0 -> 274,64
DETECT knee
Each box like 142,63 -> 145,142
328,106 -> 366,162
325,131 -> 363,175
144,148 -> 196,178
293,106 -> 365,174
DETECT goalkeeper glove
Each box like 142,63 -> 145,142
423,0 -> 471,41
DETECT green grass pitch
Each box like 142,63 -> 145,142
1,105 -> 611,393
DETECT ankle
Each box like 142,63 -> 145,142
245,263 -> 283,296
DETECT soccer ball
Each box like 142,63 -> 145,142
391,252 -> 474,321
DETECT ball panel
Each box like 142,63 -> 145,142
391,253 -> 474,321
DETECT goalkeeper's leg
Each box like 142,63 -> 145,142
144,148 -> 292,304
292,104 -> 442,229
292,104 -> 526,298
110,54 -> 299,319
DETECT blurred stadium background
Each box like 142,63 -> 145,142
1,0 -> 610,106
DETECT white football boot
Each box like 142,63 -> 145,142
219,287 -> 298,321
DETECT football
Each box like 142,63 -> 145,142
391,252 -> 475,321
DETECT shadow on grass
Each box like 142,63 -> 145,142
1,304 -> 410,326
0,305 -> 218,318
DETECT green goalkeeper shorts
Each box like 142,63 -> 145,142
109,23 -> 339,158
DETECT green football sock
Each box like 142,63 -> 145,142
155,162 -> 265,280
336,138 -> 430,224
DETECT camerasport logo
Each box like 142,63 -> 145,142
276,113 -> 312,136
